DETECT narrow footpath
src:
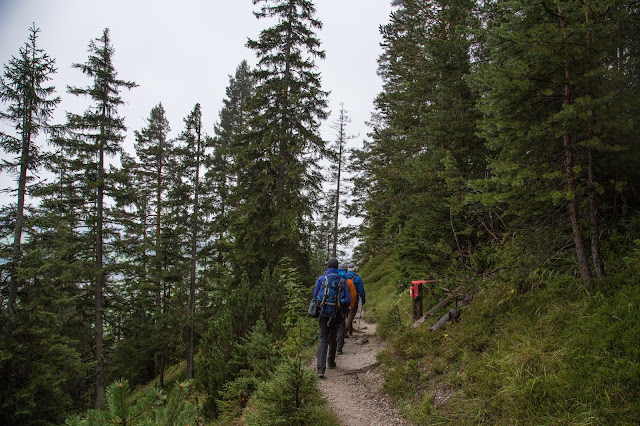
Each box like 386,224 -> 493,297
312,314 -> 410,426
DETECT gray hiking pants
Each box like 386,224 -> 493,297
317,314 -> 340,373
337,315 -> 347,353
345,301 -> 359,335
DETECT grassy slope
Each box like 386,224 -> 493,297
362,253 -> 640,425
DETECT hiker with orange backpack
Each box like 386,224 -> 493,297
345,263 -> 366,337
336,263 -> 357,355
313,258 -> 351,378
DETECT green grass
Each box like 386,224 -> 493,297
359,253 -> 418,339
133,359 -> 187,397
363,251 -> 640,425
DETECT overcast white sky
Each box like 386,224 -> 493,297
0,0 -> 392,168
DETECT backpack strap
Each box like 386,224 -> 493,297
321,276 -> 330,308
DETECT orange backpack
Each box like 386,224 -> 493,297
345,277 -> 356,310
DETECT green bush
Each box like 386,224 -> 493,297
65,380 -> 196,425
244,356 -> 337,425
231,319 -> 280,379
216,376 -> 259,424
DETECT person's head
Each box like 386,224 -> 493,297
339,263 -> 348,271
327,257 -> 338,269
348,263 -> 357,272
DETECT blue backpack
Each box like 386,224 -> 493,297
317,272 -> 345,316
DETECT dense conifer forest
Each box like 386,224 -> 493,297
1,1 -> 639,424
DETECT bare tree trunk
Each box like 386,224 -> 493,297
276,11 -> 293,212
588,151 -> 605,278
186,114 -> 202,380
430,309 -> 460,331
333,161 -> 341,258
332,107 -> 347,258
410,291 -> 458,329
559,4 -> 593,289
156,160 -> 166,386
94,121 -> 106,408
8,104 -> 32,317
584,6 -> 606,279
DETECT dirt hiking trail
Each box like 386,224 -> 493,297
312,313 -> 410,426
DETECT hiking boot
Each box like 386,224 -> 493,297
328,362 -> 336,369
318,370 -> 324,378
337,350 -> 342,355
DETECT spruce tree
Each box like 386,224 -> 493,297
0,24 -> 60,318
0,26 -> 89,424
133,103 -> 174,385
327,104 -> 356,257
361,0 -> 482,275
204,61 -> 254,277
233,0 -> 329,280
175,104 -> 205,380
54,28 -> 136,407
0,191 -> 88,423
473,1 -> 640,287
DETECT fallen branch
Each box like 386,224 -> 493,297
430,309 -> 461,331
429,290 -> 476,331
410,293 -> 456,329
409,269 -> 503,330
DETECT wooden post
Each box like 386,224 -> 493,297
411,281 -> 423,321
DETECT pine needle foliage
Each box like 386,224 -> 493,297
65,380 -> 196,425
53,27 -> 137,407
232,0 -> 329,280
243,356 -> 334,426
0,24 -> 60,317
216,376 -> 259,424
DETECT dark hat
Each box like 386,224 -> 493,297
339,263 -> 348,270
327,257 -> 338,269
348,263 -> 357,272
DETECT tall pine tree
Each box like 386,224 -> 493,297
327,103 -> 356,258
0,25 -> 60,319
54,28 -> 136,407
361,0 -> 483,275
133,102 -> 174,385
203,60 -> 254,277
232,0 -> 328,280
176,103 -> 205,380
473,1 -> 640,287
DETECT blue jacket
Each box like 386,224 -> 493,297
337,268 -> 348,280
313,268 -> 350,314
346,271 -> 366,305
337,268 -> 349,314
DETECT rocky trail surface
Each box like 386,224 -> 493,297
312,313 -> 410,426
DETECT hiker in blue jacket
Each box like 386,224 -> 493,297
336,263 -> 351,355
314,257 -> 350,378
345,263 -> 366,337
